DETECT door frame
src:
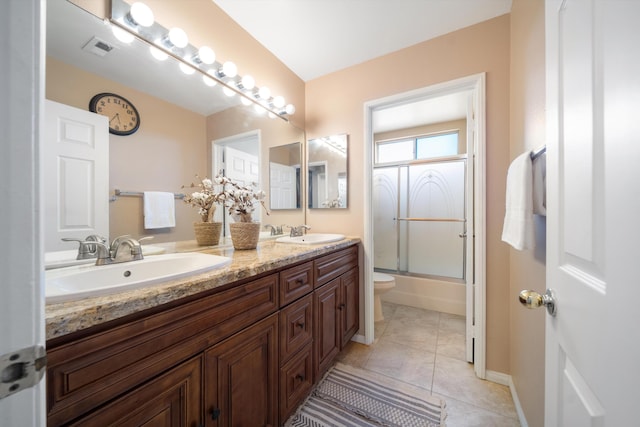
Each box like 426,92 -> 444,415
363,73 -> 487,378
0,0 -> 46,424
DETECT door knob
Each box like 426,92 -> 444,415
519,289 -> 557,316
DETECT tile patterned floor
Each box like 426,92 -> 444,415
336,302 -> 521,427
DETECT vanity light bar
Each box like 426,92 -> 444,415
110,0 -> 294,119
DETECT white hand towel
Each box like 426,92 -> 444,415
501,152 -> 534,250
532,152 -> 546,216
143,191 -> 176,229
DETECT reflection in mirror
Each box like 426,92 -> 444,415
307,134 -> 348,209
45,0 -> 305,245
269,143 -> 302,210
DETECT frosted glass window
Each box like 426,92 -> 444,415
376,139 -> 413,163
416,132 -> 459,159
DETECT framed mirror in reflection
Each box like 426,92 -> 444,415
269,142 -> 302,210
307,134 -> 348,209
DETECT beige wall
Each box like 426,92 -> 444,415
509,0 -> 546,425
305,15 -> 511,373
46,57 -> 207,243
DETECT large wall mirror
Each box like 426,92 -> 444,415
269,142 -> 302,210
307,134 -> 348,209
45,0 -> 305,246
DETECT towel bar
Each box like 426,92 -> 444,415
110,189 -> 185,202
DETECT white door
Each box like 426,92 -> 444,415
0,0 -> 45,425
43,100 -> 109,252
225,145 -> 260,218
545,0 -> 640,425
269,162 -> 297,209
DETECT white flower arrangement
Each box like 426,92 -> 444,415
213,174 -> 269,223
322,197 -> 343,208
182,176 -> 217,222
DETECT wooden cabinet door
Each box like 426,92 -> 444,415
340,267 -> 359,348
204,314 -> 278,427
71,356 -> 202,427
313,278 -> 340,379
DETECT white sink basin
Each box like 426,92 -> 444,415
275,233 -> 345,245
45,244 -> 166,270
46,252 -> 231,303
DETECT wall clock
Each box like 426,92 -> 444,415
89,92 -> 140,136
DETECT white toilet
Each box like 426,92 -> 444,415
373,272 -> 396,322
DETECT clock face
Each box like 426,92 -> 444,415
89,93 -> 140,135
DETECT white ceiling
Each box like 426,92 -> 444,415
213,0 -> 513,82
372,90 -> 473,134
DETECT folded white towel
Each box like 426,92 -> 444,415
143,191 -> 176,229
532,152 -> 546,216
501,152 -> 534,250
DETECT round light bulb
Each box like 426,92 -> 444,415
241,75 -> 255,90
285,104 -> 296,115
168,27 -> 188,48
268,112 -> 277,119
129,2 -> 154,27
197,46 -> 215,65
179,62 -> 195,75
221,61 -> 238,78
273,96 -> 285,109
149,45 -> 168,60
202,75 -> 217,87
240,96 -> 252,106
258,86 -> 271,100
223,86 -> 236,97
112,26 -> 134,43
254,103 -> 266,114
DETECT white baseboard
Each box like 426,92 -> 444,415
486,370 -> 528,427
351,333 -> 366,344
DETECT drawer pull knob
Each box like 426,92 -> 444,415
296,322 -> 305,328
295,374 -> 305,381
211,408 -> 221,421
338,303 -> 346,310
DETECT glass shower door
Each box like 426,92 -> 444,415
405,160 -> 466,279
373,158 -> 466,280
372,166 -> 398,270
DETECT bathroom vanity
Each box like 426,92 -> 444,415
45,239 -> 359,426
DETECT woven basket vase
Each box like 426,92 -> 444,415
229,222 -> 261,250
193,221 -> 222,246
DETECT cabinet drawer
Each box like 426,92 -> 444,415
69,356 -> 202,427
280,261 -> 314,307
279,343 -> 314,422
279,294 -> 313,364
47,273 -> 278,426
314,245 -> 358,288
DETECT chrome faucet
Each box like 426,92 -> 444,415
62,234 -> 107,260
264,224 -> 284,236
288,225 -> 311,237
92,234 -> 152,266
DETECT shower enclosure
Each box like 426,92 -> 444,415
373,156 -> 467,281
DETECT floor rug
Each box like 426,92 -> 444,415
285,363 -> 446,427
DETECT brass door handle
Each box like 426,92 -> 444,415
519,289 -> 557,316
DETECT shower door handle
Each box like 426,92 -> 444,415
459,232 -> 467,238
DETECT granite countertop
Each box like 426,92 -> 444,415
45,237 -> 360,341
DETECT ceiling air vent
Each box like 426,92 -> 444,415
82,36 -> 116,57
